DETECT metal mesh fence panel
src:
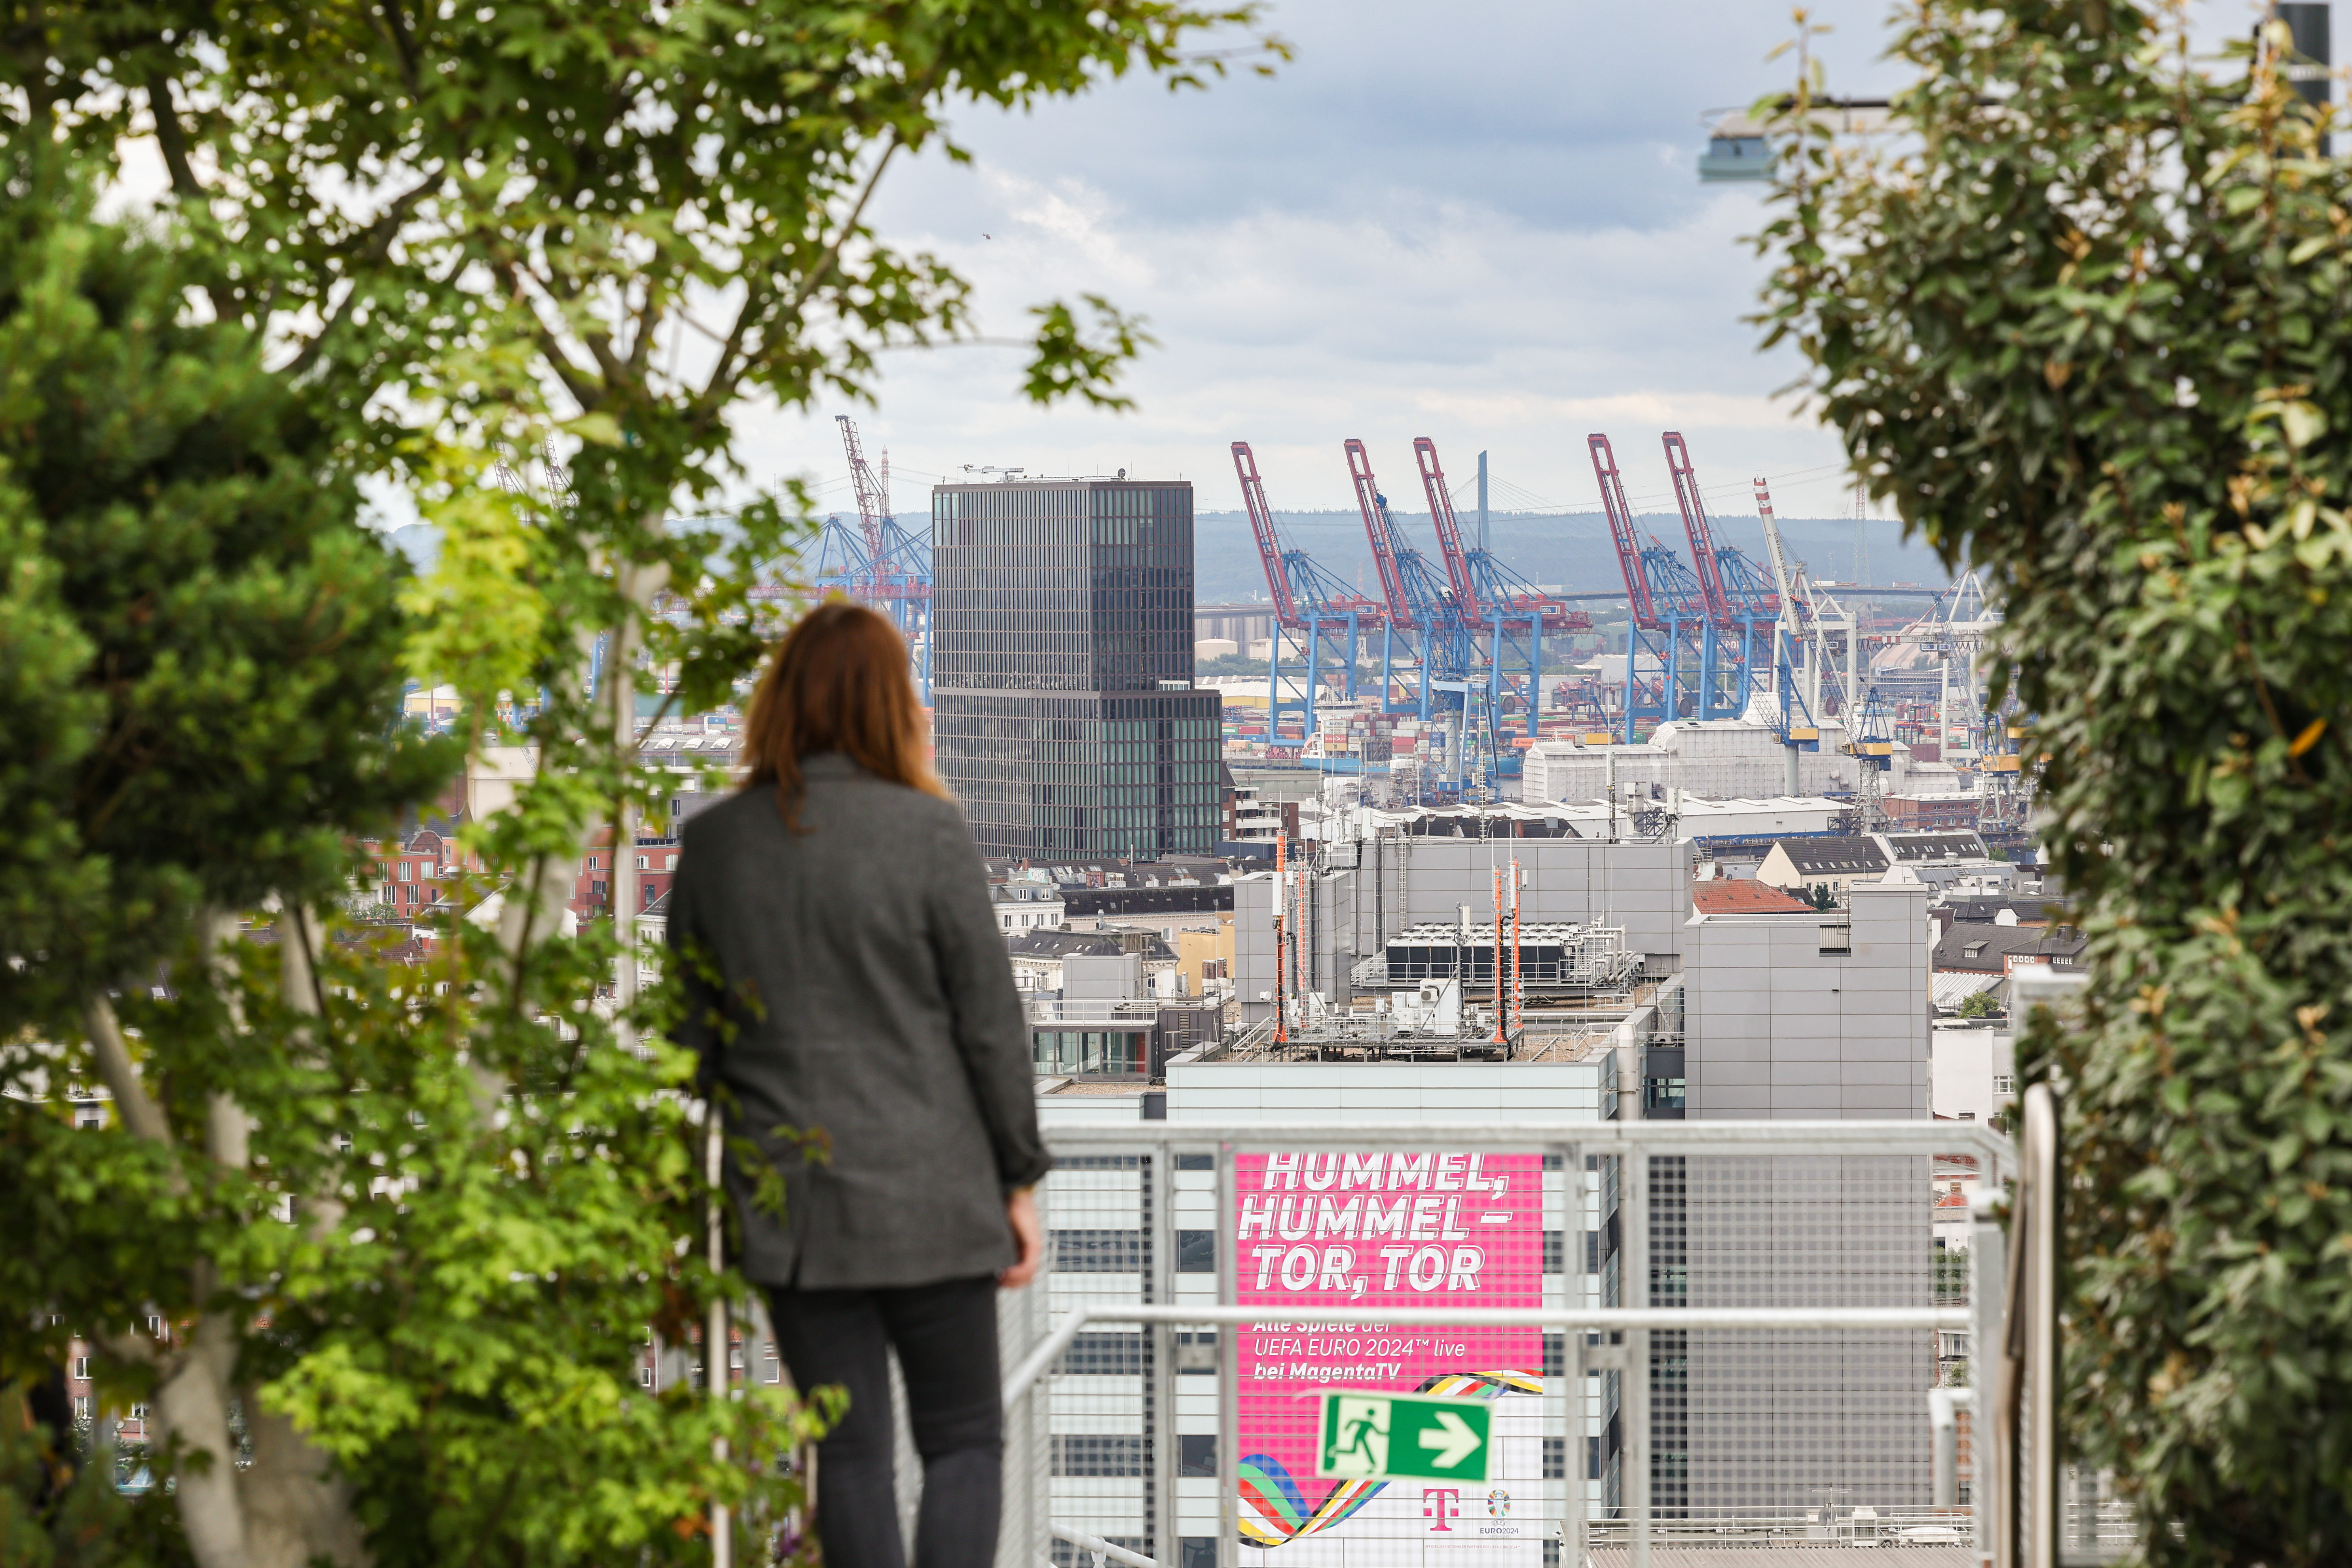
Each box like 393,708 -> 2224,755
1005,1126 -> 1997,1568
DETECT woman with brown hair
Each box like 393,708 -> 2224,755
668,598 -> 1047,1568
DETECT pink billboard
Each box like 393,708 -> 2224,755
1232,1150 -> 1543,1552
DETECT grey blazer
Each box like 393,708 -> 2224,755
667,753 -> 1050,1289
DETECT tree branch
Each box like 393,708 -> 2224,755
490,259 -> 603,411
369,0 -> 425,99
83,992 -> 173,1146
146,82 -> 204,199
691,125 -> 908,420
285,172 -> 444,378
144,82 -> 236,324
777,129 -> 903,317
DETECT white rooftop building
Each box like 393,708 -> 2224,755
1523,718 -> 1931,806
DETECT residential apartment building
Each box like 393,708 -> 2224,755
993,882 -> 1068,933
1753,834 -> 1892,897
1933,921 -> 2087,976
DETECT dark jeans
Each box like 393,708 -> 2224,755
768,1276 -> 1003,1568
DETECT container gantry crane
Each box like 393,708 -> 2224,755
1750,476 -> 1823,790
1412,437 -> 1592,757
1753,476 -> 1859,729
1589,432 -> 1705,741
1345,438 -> 1493,793
1663,430 -> 1778,722
810,415 -> 934,699
1231,440 -> 1386,743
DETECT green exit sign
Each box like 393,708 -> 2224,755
1315,1390 -> 1491,1484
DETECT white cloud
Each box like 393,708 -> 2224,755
730,0 -> 2258,538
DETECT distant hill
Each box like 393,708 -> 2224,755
1188,509 -> 1950,605
377,508 -> 1950,609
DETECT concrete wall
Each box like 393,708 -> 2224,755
1234,874 -> 1277,1027
1397,838 -> 1689,976
1928,1022 -> 2014,1122
1681,880 -> 1931,1119
1066,954 -> 1145,1001
1164,1058 -> 1615,1124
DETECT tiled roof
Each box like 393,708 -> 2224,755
1934,924 -> 2087,973
1693,880 -> 1817,914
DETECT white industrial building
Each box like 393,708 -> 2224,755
1672,794 -> 1848,840
1522,718 -> 1933,805
1229,835 -> 1692,1031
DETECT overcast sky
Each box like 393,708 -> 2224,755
739,0 -> 1950,529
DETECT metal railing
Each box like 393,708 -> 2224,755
1001,1119 -> 2008,1568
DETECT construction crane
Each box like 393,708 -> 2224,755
1231,441 -> 1385,743
837,414 -> 888,573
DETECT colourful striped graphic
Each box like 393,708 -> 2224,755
1235,1371 -> 1540,1547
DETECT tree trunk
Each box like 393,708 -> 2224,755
81,903 -> 374,1568
242,1404 -> 368,1568
150,1293 -> 249,1568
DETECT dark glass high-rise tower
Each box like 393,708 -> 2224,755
931,478 -> 1221,860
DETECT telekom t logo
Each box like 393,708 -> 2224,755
1422,1488 -> 1461,1531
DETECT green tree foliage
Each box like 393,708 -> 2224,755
1760,5 -> 2352,1560
0,1382 -> 192,1567
1957,990 -> 1999,1022
2,4 -> 1275,1566
0,181 -> 446,1030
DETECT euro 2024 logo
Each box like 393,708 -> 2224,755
1486,1490 -> 1510,1519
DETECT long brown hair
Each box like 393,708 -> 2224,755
742,597 -> 948,829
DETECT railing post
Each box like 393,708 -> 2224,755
1969,1183 -> 2007,1567
1215,1140 -> 1239,1568
1624,1151 -> 1650,1568
1147,1143 -> 1176,1568
707,1108 -> 731,1568
2023,1085 -> 2060,1568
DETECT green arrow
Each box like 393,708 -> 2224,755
1417,1409 -> 1482,1469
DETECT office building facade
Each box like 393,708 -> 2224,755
931,479 -> 1220,860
